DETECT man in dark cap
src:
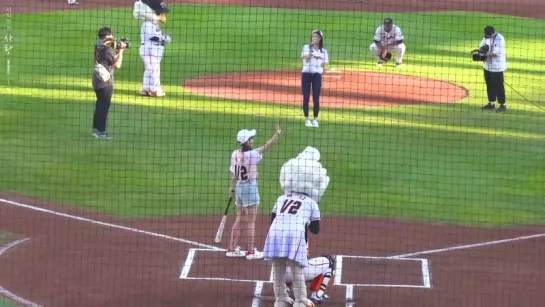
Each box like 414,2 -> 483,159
370,17 -> 406,67
474,26 -> 507,112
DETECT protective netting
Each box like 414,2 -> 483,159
0,0 -> 544,306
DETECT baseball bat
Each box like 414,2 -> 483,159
214,197 -> 233,243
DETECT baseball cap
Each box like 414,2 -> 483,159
384,17 -> 393,24
236,129 -> 256,144
312,29 -> 323,38
142,0 -> 170,14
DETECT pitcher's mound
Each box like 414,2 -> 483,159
183,70 -> 468,108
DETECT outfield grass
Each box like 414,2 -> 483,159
0,5 -> 544,226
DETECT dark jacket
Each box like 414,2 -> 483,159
92,39 -> 116,90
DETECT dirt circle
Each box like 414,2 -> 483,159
182,70 -> 469,108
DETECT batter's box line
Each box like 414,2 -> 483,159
180,248 -> 274,283
0,238 -> 43,307
334,255 -> 432,289
0,197 -> 224,252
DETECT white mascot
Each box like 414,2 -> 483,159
133,0 -> 171,97
263,146 -> 330,307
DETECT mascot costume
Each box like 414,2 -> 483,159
263,146 -> 330,307
133,0 -> 171,97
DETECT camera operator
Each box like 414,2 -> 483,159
92,27 -> 128,139
472,26 -> 507,113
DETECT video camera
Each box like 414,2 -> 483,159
112,37 -> 131,50
471,45 -> 489,62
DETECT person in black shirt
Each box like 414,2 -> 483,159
92,27 -> 125,140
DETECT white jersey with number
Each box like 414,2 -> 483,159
229,148 -> 263,182
263,193 -> 321,266
373,25 -> 404,46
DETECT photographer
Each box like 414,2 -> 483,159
472,26 -> 507,113
92,27 -> 128,139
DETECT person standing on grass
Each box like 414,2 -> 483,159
301,29 -> 329,128
91,27 -> 126,140
226,122 -> 281,260
473,26 -> 507,113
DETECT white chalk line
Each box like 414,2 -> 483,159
386,232 -> 545,259
251,281 -> 264,307
334,255 -> 343,285
421,259 -> 431,288
179,249 -> 196,279
0,198 -> 225,252
0,238 -> 42,307
345,285 -> 354,307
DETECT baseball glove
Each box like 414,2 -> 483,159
380,48 -> 392,62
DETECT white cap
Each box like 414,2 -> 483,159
236,129 -> 256,144
312,29 -> 323,38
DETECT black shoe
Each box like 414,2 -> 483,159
481,103 -> 495,110
496,104 -> 507,113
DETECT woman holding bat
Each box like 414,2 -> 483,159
225,122 -> 282,260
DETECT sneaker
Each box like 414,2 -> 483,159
377,61 -> 384,67
296,298 -> 317,306
245,248 -> 264,260
149,90 -> 166,97
226,246 -> 246,258
481,103 -> 495,110
311,119 -> 319,127
139,89 -> 150,96
496,104 -> 507,113
310,292 -> 322,304
93,132 -> 113,140
395,62 -> 402,68
284,296 -> 294,305
305,120 -> 313,127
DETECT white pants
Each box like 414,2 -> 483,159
370,42 -> 406,64
284,256 -> 332,282
272,258 -> 313,307
139,44 -> 165,92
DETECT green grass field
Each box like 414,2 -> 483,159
1,5 -> 544,226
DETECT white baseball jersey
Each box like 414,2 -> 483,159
373,25 -> 404,46
271,193 -> 320,229
140,20 -> 168,47
229,148 -> 263,182
301,45 -> 329,74
263,193 -> 321,266
479,33 -> 507,72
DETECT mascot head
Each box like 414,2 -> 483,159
133,0 -> 169,22
279,146 -> 330,202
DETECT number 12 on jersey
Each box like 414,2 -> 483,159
234,165 -> 248,181
280,199 -> 302,215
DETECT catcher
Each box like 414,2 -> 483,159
369,17 -> 406,67
263,146 -> 330,307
